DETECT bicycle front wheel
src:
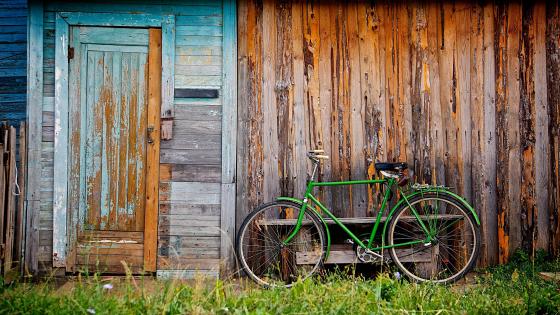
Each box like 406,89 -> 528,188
236,201 -> 326,288
388,192 -> 480,284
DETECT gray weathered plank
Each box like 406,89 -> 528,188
25,0 -> 44,275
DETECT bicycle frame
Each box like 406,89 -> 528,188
281,177 -> 430,251
279,177 -> 480,258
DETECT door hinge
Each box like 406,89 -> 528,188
68,46 -> 74,60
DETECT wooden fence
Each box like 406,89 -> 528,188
0,122 -> 26,280
236,0 -> 560,266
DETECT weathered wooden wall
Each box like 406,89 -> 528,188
236,0 -> 560,266
0,0 -> 27,124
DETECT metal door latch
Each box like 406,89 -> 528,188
147,126 -> 154,144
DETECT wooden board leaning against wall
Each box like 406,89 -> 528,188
236,0 -> 560,267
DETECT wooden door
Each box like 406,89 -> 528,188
68,26 -> 161,273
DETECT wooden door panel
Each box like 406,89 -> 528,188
82,43 -> 149,232
68,26 -> 159,273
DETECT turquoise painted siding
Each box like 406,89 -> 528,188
38,0 -> 225,275
0,0 -> 27,123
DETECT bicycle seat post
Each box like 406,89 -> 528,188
307,149 -> 328,182
309,161 -> 319,182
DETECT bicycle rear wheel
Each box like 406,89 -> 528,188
236,201 -> 326,288
388,192 -> 480,284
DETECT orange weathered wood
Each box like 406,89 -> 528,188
495,3 -> 510,264
235,0 -> 559,266
144,28 -> 162,273
520,2 -> 537,253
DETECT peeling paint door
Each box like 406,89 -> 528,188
68,26 -> 157,273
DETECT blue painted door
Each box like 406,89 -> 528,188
69,26 -> 151,272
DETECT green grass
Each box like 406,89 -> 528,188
1,251 -> 559,315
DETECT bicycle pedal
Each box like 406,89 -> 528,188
344,239 -> 354,245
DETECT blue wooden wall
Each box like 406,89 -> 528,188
35,0 -> 228,277
0,0 -> 27,124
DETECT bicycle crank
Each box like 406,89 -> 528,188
355,240 -> 385,263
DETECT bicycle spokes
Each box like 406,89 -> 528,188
389,195 -> 478,283
237,202 -> 326,287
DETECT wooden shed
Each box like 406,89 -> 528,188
25,0 -> 236,277
16,0 -> 560,277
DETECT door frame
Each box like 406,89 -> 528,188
52,12 -> 175,271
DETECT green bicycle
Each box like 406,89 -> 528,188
236,150 -> 481,287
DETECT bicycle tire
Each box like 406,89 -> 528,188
236,201 -> 327,288
387,192 -> 481,284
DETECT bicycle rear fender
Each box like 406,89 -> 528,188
276,197 -> 332,259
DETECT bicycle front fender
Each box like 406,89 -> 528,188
276,197 -> 332,259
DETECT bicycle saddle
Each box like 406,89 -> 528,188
374,162 -> 408,172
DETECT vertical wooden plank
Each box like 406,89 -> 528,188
358,2 -> 385,212
455,2 -> 472,202
160,15 -> 175,140
292,1 -> 307,198
25,0 -> 43,275
86,50 -> 104,230
330,3 -> 351,217
275,0 -> 294,198
66,26 -> 81,272
222,0 -> 238,186
101,52 -> 117,229
77,37 -> 89,245
410,4 -> 431,185
496,3 -> 522,263
396,3 -> 412,168
262,0 -> 279,202
145,28 -> 162,273
52,13 -> 69,268
317,2 -> 333,209
546,1 -> 560,256
383,3 -> 398,163
533,2 -> 549,251
16,122 -> 27,273
482,0 -> 498,265
135,52 -> 148,231
4,127 -> 17,274
520,2 -> 537,253
235,0 -> 250,232
439,2 -> 457,191
114,50 -> 129,232
236,0 -> 264,232
426,2 -> 445,188
221,0 -> 237,275
469,3 -> 485,265
0,141 -> 5,268
506,2 -> 522,257
495,3 -> 510,264
347,2 -> 366,217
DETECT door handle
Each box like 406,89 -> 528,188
147,126 -> 154,144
